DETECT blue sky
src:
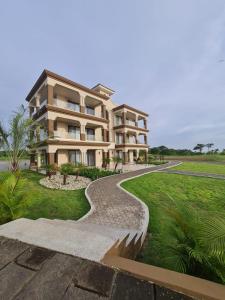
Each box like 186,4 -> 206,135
1,0 -> 225,149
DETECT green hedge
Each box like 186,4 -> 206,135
70,167 -> 119,181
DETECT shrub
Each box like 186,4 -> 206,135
153,198 -> 225,284
45,164 -> 58,178
150,160 -> 168,165
70,167 -> 118,181
60,163 -> 74,185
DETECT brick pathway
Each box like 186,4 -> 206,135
81,161 -> 180,232
0,161 -> 180,261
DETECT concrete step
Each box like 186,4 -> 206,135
0,218 -> 118,261
36,218 -> 141,245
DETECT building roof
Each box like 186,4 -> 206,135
25,69 -> 110,102
92,83 -> 115,96
112,104 -> 149,117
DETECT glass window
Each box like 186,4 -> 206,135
68,125 -> 80,139
69,150 -> 81,164
86,106 -> 95,115
67,101 -> 79,112
86,128 -> 95,140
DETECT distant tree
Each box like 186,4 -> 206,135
193,144 -> 205,153
206,143 -> 214,152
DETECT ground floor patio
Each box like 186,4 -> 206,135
30,146 -> 148,169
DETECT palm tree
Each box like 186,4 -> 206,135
60,163 -> 74,185
0,171 -> 27,221
193,144 -> 205,153
206,143 -> 214,152
112,156 -> 122,171
0,106 -> 33,171
102,157 -> 111,170
156,198 -> 225,284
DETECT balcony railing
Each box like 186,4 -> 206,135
126,119 -> 136,126
54,98 -> 80,112
53,131 -> 80,140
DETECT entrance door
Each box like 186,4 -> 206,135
87,150 -> 95,166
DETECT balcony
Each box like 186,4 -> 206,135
53,131 -> 80,140
54,98 -> 80,112
126,119 -> 136,127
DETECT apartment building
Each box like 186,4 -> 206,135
27,70 -> 149,168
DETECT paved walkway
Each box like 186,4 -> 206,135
80,161 -> 179,232
161,169 -> 225,180
0,161 -> 179,261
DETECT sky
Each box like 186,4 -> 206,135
1,0 -> 225,149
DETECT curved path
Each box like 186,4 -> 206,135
0,161 -> 180,261
80,161 -> 180,233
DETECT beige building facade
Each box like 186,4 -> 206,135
27,70 -> 149,168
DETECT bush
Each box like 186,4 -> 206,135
150,160 -> 168,165
70,167 -> 118,181
60,163 -> 75,184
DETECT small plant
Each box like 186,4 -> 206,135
0,171 -> 27,221
112,156 -> 122,171
102,157 -> 111,170
73,163 -> 85,179
45,164 -> 58,179
154,197 -> 225,284
60,163 -> 74,185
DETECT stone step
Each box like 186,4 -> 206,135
0,218 -> 118,262
37,218 -> 141,245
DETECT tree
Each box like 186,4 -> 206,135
156,198 -> 225,284
0,172 -> 27,221
102,157 -> 111,170
206,143 -> 214,152
73,163 -> 85,179
0,106 -> 33,171
60,163 -> 74,185
193,144 -> 205,153
112,156 -> 122,171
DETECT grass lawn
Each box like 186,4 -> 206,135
164,154 -> 225,162
0,170 -> 90,224
121,173 -> 225,267
172,162 -> 225,175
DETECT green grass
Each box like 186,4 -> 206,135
121,173 -> 225,267
164,154 -> 225,162
0,170 -> 90,224
172,162 -> 225,175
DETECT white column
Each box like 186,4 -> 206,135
81,150 -> 87,165
36,95 -> 40,108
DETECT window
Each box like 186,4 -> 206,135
67,101 -> 80,112
116,133 -> 123,144
86,128 -> 95,141
69,150 -> 81,164
86,106 -> 95,115
68,125 -> 80,139
115,115 -> 122,126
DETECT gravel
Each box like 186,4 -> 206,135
39,175 -> 91,190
